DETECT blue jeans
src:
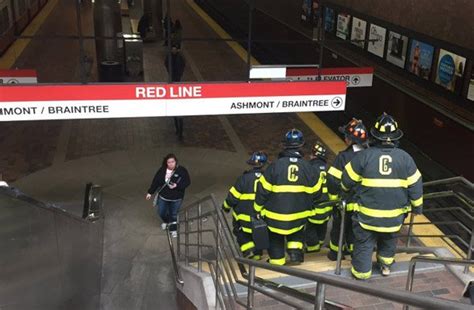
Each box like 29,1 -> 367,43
156,196 -> 182,232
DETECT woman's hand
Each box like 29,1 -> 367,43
145,193 -> 152,200
168,183 -> 177,189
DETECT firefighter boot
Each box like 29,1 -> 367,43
287,249 -> 304,265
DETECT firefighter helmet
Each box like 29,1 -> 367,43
246,151 -> 268,166
339,118 -> 368,145
370,113 -> 403,142
283,128 -> 305,148
312,141 -> 327,160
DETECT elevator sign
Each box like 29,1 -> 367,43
0,81 -> 346,121
0,70 -> 38,84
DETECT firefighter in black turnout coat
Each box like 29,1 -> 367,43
342,113 -> 423,279
223,151 -> 268,260
254,129 -> 323,265
326,118 -> 369,261
305,142 -> 331,252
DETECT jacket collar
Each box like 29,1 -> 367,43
279,149 -> 304,159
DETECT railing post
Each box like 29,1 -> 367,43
406,213 -> 415,247
403,261 -> 417,310
215,220 -> 221,309
185,210 -> 189,266
198,203 -> 203,272
466,226 -> 473,274
314,282 -> 326,310
247,265 -> 256,309
177,213 -> 181,259
335,201 -> 346,275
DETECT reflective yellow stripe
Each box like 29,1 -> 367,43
251,255 -> 261,260
241,241 -> 255,252
359,222 -> 402,233
355,205 -> 410,218
341,182 -> 349,192
242,226 -> 252,233
287,241 -> 303,250
268,225 -> 304,235
322,187 -> 328,193
240,193 -> 256,200
313,206 -> 333,215
411,196 -> 423,207
329,241 -> 339,252
328,166 -> 342,179
328,193 -> 339,201
259,175 -> 273,191
346,203 -> 357,211
377,255 -> 394,265
345,162 -> 362,182
306,244 -> 321,252
407,170 -> 421,186
223,200 -> 231,210
269,257 -> 286,265
361,178 -> 409,188
232,211 -> 239,221
230,186 -> 241,198
234,213 -> 251,222
254,202 -> 263,212
262,209 -> 311,221
308,217 -> 329,224
351,267 -> 372,279
347,244 -> 354,253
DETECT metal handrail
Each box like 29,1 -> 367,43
237,257 -> 471,310
166,225 -> 184,285
403,255 -> 474,310
423,176 -> 474,189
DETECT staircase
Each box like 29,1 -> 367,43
167,177 -> 474,309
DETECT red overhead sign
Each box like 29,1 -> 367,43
0,81 -> 346,121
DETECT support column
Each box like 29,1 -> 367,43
142,0 -> 162,38
93,0 -> 123,81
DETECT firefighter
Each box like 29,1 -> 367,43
254,129 -> 323,265
305,141 -> 331,253
342,113 -> 423,279
326,118 -> 368,261
223,151 -> 268,260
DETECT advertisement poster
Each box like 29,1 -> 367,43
350,17 -> 367,49
435,49 -> 466,93
336,13 -> 351,40
386,31 -> 409,68
468,72 -> 474,102
367,24 -> 387,58
406,39 -> 435,80
301,0 -> 312,22
324,7 -> 335,33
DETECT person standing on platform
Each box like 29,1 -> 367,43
254,129 -> 323,265
171,19 -> 183,49
164,45 -> 186,140
326,118 -> 368,261
342,113 -> 423,279
305,141 -> 331,253
146,154 -> 191,237
223,151 -> 268,260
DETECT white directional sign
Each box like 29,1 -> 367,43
0,81 -> 347,122
286,67 -> 374,88
250,66 -> 373,88
0,70 -> 38,84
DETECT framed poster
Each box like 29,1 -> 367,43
468,72 -> 474,102
350,17 -> 367,49
324,7 -> 335,33
336,13 -> 351,40
435,49 -> 466,93
367,24 -> 387,58
406,39 -> 435,80
386,31 -> 409,68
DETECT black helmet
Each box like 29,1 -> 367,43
283,128 -> 305,149
370,113 -> 403,142
246,151 -> 268,166
312,141 -> 327,160
339,118 -> 368,145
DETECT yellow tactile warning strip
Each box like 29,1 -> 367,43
0,0 -> 59,69
186,0 -> 464,261
192,250 -> 434,280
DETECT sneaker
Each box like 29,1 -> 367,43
170,231 -> 178,238
161,223 -> 167,231
380,265 -> 391,276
